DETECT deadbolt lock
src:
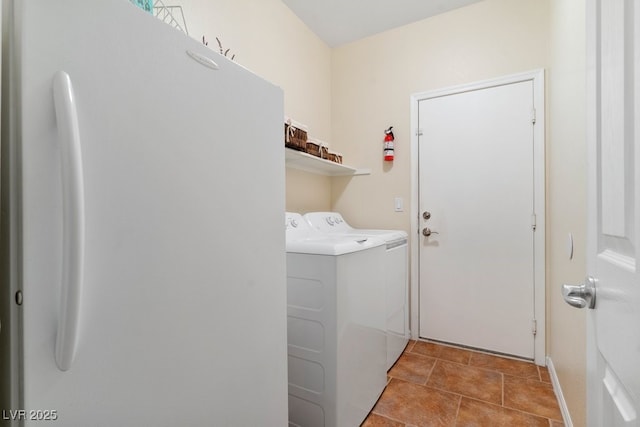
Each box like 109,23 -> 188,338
423,211 -> 431,220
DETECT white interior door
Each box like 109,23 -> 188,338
584,0 -> 640,424
417,74 -> 544,360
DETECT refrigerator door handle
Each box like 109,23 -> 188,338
52,71 -> 85,372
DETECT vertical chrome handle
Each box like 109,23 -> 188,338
561,276 -> 596,309
53,71 -> 85,371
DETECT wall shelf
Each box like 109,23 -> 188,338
285,148 -> 370,176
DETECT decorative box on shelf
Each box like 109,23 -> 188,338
283,117 -> 368,175
326,151 -> 343,164
284,117 -> 308,152
305,138 -> 331,159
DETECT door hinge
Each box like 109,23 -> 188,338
531,108 -> 537,125
531,213 -> 537,231
416,128 -> 423,136
532,319 -> 537,336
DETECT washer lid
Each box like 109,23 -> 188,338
286,212 -> 385,255
304,212 -> 408,242
286,235 -> 386,255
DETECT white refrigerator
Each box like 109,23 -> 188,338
1,0 -> 288,425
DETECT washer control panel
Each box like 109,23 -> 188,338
286,217 -> 299,229
325,216 -> 344,226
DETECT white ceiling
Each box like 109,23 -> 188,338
280,0 -> 485,47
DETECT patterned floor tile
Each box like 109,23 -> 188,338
361,413 -> 405,427
455,397 -> 549,427
503,375 -> 563,420
388,352 -> 437,385
469,352 -> 540,379
427,360 -> 503,405
372,379 -> 460,426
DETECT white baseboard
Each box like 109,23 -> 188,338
546,356 -> 573,427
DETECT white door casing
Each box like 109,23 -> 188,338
585,0 -> 640,425
410,70 -> 546,365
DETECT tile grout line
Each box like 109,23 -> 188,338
413,380 -> 502,408
369,405 -> 409,427
502,394 -> 565,423
460,395 -> 563,424
452,394 -> 463,426
423,357 -> 438,385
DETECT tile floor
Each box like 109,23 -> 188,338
362,340 -> 564,427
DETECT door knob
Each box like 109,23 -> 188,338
422,227 -> 439,237
561,276 -> 596,309
423,211 -> 431,220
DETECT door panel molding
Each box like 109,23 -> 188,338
410,69 -> 546,365
586,0 -> 640,424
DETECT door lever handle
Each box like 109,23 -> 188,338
561,276 -> 596,309
422,227 -> 439,237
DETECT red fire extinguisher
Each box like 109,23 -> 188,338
384,126 -> 394,161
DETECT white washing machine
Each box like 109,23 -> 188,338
304,212 -> 409,371
285,213 -> 387,427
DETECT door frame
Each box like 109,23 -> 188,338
409,69 -> 546,365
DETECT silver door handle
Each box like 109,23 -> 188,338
561,276 -> 596,309
422,227 -> 439,237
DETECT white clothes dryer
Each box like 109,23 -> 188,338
304,212 -> 410,371
285,213 -> 387,427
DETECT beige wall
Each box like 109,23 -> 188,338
171,0 -> 587,423
330,0 -> 549,231
548,0 -> 587,425
331,0 -> 586,424
178,0 -> 332,213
